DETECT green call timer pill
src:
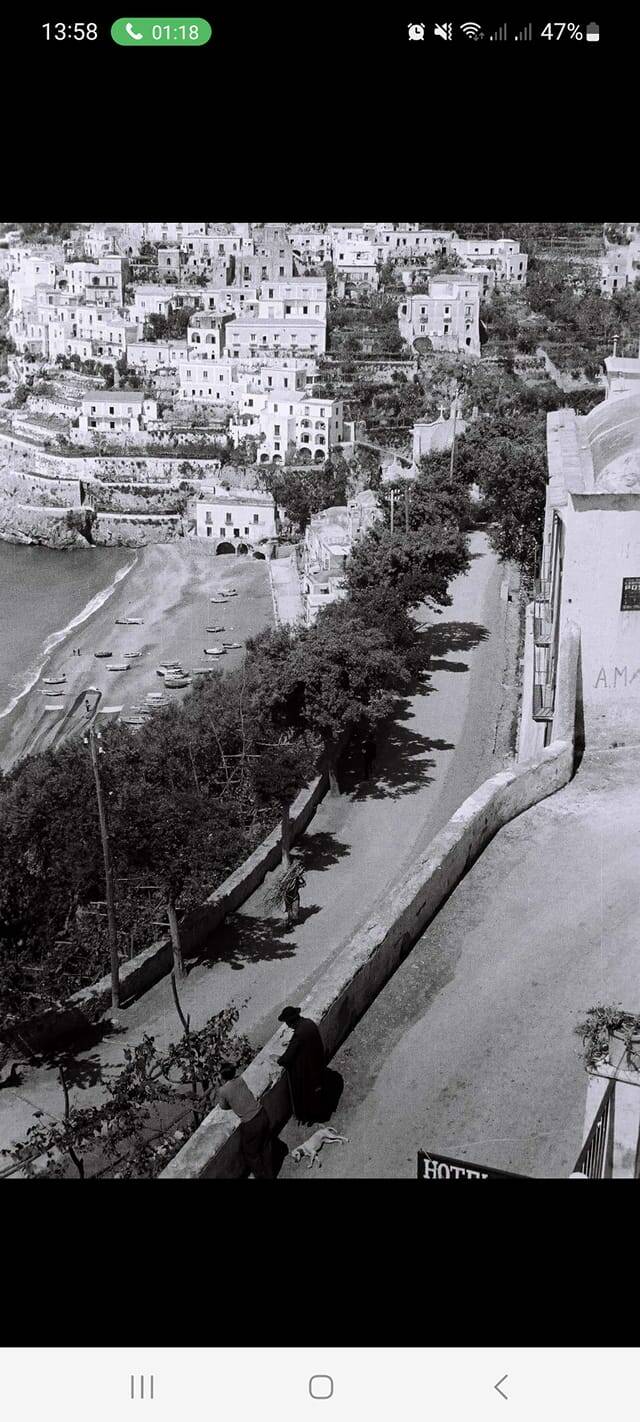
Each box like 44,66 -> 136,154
111,17 -> 212,45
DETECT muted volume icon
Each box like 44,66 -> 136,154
586,21 -> 599,40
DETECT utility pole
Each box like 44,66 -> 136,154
450,380 -> 459,479
86,724 -> 120,1009
390,486 -> 395,536
404,482 -> 410,533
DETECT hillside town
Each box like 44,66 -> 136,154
1,220 -> 640,1181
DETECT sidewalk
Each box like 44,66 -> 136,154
0,533 -> 508,1156
268,553 -> 304,626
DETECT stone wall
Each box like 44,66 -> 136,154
159,624 -> 581,1179
0,500 -> 85,546
92,512 -> 184,546
90,480 -> 186,514
0,467 -> 82,508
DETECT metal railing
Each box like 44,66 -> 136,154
573,1077 -> 615,1178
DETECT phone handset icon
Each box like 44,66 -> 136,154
125,22 -> 144,39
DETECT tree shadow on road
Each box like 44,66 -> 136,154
340,709 -> 454,803
294,830 -> 351,873
420,620 -> 489,660
198,912 -> 302,972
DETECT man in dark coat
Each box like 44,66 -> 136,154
277,1006 -> 326,1125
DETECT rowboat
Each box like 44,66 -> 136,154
115,617 -> 143,626
106,663 -> 131,672
94,651 -> 112,659
222,641 -> 242,649
156,664 -> 184,678
44,704 -> 63,712
206,626 -> 225,633
209,597 -> 227,604
43,676 -> 66,685
41,689 -> 64,696
124,651 -> 143,659
204,646 -> 226,656
192,666 -> 216,675
164,676 -> 191,689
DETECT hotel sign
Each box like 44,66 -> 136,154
621,578 -> 640,611
417,1151 -> 527,1179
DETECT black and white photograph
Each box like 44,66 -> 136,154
0,218 -> 638,1183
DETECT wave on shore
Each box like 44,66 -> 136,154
0,554 -> 138,723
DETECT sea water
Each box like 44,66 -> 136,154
0,542 -> 135,717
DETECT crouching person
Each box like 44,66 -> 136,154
216,1061 -> 276,1179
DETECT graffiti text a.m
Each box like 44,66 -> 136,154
594,666 -> 640,689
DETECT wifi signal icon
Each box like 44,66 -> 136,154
460,20 -> 483,38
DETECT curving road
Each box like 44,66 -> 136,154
0,531 -> 513,1152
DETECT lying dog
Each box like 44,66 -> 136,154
291,1126 -> 349,1169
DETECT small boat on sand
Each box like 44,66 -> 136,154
44,675 -> 66,685
164,676 -> 191,689
222,589 -> 238,598
115,617 -> 143,626
94,651 -> 113,659
156,664 -> 184,678
44,704 -> 63,713
204,646 -> 226,656
192,666 -> 216,675
41,689 -> 64,696
206,626 -> 225,633
124,651 -> 143,658
209,597 -> 227,604
106,663 -> 131,672
222,641 -> 242,650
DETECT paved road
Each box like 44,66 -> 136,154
281,746 -> 640,1180
0,532 -> 509,1155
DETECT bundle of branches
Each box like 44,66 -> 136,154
264,862 -> 304,911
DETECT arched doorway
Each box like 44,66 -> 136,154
216,541 -> 235,554
236,543 -> 249,555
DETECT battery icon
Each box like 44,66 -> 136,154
585,22 -> 600,41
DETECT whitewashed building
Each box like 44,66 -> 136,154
398,276 -> 481,355
196,487 -> 277,552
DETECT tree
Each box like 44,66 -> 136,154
409,452 -> 474,531
455,414 -> 548,567
346,522 -> 469,617
247,610 -> 408,795
2,1002 -> 251,1179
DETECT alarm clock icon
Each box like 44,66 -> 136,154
408,22 -> 425,39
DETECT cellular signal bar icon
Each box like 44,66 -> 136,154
514,22 -> 532,40
489,22 -> 508,39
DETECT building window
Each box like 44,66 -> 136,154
234,528 -> 240,538
244,527 -> 250,535
226,513 -> 232,524
253,513 -> 259,524
207,526 -> 212,537
621,578 -> 640,610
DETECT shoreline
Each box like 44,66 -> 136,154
0,542 -> 275,775
0,553 -> 138,727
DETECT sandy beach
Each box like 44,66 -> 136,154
0,542 -> 275,773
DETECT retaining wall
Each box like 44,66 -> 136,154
160,623 -> 582,1179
